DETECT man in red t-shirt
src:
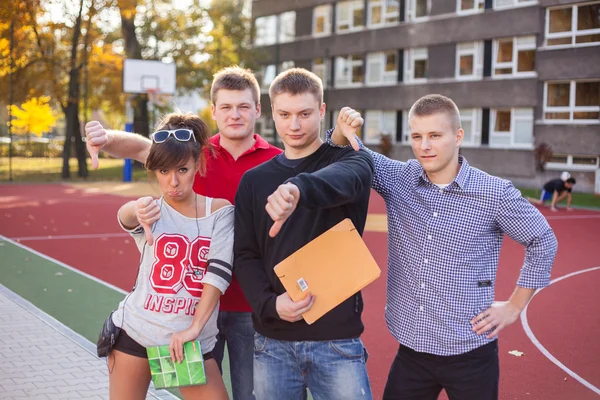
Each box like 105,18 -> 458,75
86,67 -> 281,399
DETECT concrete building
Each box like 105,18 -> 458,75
251,0 -> 600,193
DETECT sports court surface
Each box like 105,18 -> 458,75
0,182 -> 599,399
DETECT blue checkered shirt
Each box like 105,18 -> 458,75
327,131 -> 558,356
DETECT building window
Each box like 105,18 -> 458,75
406,0 -> 431,21
456,42 -> 483,80
254,15 -> 277,46
257,65 -> 276,93
313,4 -> 332,37
366,51 -> 398,85
546,154 -> 599,171
256,116 -> 275,142
279,12 -> 296,43
313,58 -> 330,88
544,80 -> 600,123
402,110 -> 411,143
280,61 -> 295,71
545,2 -> 600,47
254,12 -> 296,46
492,36 -> 536,77
337,1 -> 365,33
490,108 -> 534,147
459,108 -> 482,146
404,48 -> 428,83
365,110 -> 397,144
368,0 -> 400,27
493,0 -> 537,10
335,55 -> 364,87
457,0 -> 484,14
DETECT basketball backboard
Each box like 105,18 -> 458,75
123,59 -> 176,95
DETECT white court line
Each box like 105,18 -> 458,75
11,232 -> 130,241
521,266 -> 600,396
0,234 -> 127,295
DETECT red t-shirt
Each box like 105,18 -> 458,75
193,133 -> 282,312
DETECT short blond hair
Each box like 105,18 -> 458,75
408,94 -> 461,130
269,68 -> 323,104
211,66 -> 260,105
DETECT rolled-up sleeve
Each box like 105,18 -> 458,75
495,182 -> 558,288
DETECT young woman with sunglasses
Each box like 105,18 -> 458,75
107,112 -> 233,400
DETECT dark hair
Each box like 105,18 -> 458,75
145,112 -> 211,176
211,66 -> 260,105
408,94 -> 461,131
269,68 -> 323,104
566,177 -> 576,184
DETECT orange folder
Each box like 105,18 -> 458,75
274,218 -> 381,325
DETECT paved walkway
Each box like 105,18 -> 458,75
0,284 -> 177,400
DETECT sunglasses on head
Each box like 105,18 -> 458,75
151,129 -> 196,143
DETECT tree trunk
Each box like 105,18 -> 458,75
61,0 -> 88,179
61,121 -> 72,179
120,4 -> 150,138
62,103 -> 88,179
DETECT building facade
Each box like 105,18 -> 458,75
251,0 -> 600,193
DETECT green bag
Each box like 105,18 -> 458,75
146,340 -> 207,389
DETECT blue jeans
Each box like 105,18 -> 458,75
253,333 -> 372,400
212,311 -> 255,400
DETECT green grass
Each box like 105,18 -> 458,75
519,187 -> 600,209
0,157 -> 147,182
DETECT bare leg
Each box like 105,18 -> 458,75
180,358 -> 229,400
108,350 -> 152,400
526,197 -> 543,206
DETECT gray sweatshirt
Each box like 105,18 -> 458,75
112,197 -> 234,353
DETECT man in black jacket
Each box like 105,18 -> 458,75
233,68 -> 374,400
527,175 -> 576,212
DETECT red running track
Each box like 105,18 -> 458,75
1,184 -> 599,399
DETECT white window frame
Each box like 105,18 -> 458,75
543,80 -> 600,124
492,36 -> 537,78
459,108 -> 482,147
545,154 -> 600,172
406,0 -> 431,22
368,0 -> 400,28
366,51 -> 398,86
336,0 -> 365,33
402,110 -> 411,144
493,0 -> 537,10
489,108 -> 534,148
404,48 -> 428,83
456,0 -> 484,15
312,58 -> 330,88
278,11 -> 296,44
455,42 -> 483,80
258,64 -> 276,93
364,110 -> 398,145
254,15 -> 277,46
545,2 -> 600,48
335,55 -> 365,88
280,61 -> 295,71
313,4 -> 332,37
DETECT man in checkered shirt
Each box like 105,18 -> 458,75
328,94 -> 558,400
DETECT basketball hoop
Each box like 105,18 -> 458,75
146,88 -> 160,105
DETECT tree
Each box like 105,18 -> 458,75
10,96 -> 57,136
199,106 -> 217,134
199,0 -> 264,94
1,0 -> 123,178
